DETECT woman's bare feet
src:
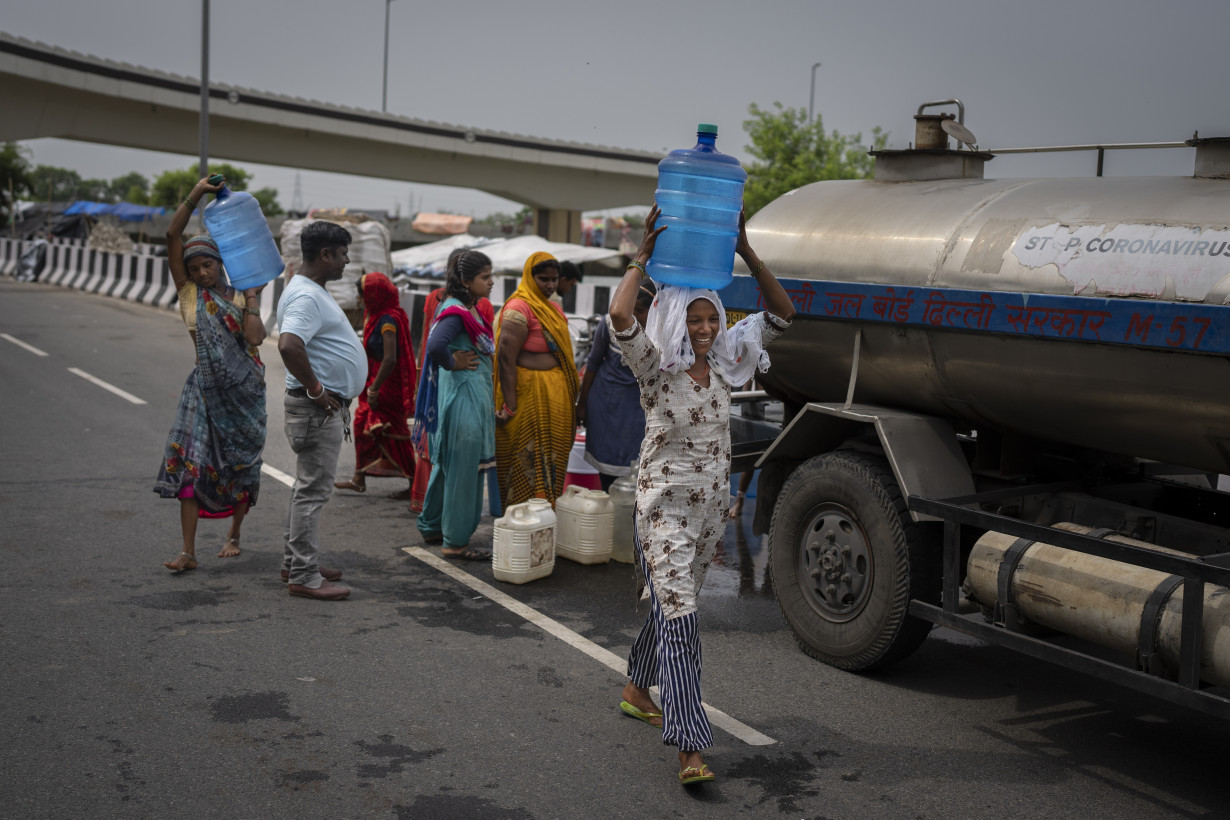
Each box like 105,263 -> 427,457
388,486 -> 412,500
621,682 -> 663,728
164,552 -> 198,573
218,536 -> 241,558
333,475 -> 366,493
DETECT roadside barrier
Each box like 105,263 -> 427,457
1,235 -> 615,332
0,236 -> 20,277
0,236 -> 276,321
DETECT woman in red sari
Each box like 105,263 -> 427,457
408,286 -> 446,511
334,272 -> 419,497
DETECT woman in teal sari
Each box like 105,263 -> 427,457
412,250 -> 496,559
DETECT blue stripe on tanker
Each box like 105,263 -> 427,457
720,277 -> 1230,356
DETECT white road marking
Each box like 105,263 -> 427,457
403,546 -> 777,746
261,464 -> 296,487
66,367 -> 147,405
1,332 -> 49,357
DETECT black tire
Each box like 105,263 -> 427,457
768,449 -> 940,671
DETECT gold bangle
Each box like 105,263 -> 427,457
627,260 -> 647,277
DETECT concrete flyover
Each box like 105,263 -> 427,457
0,31 -> 659,243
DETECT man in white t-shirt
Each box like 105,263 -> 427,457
276,221 -> 366,601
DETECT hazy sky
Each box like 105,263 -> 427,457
6,0 -> 1230,216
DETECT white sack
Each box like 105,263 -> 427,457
279,217 -> 392,310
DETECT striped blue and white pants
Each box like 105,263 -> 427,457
626,546 -> 714,752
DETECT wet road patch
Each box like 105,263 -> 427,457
354,734 -> 443,778
724,750 -> 823,812
278,769 -> 330,791
129,589 -> 225,611
209,691 -> 299,724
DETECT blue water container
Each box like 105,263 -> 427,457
202,186 -> 285,290
647,123 -> 747,290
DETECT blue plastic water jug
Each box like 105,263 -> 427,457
202,186 -> 284,290
647,123 -> 747,290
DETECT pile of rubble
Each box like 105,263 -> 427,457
87,219 -> 135,254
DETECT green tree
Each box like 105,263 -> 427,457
481,205 -> 533,234
741,102 -> 888,216
149,163 -> 252,207
0,142 -> 34,225
24,164 -> 144,203
79,178 -> 110,201
107,172 -> 149,204
251,186 -> 283,216
30,165 -> 83,201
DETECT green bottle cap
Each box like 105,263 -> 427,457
697,123 -> 718,135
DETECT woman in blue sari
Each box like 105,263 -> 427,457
154,176 -> 269,573
577,280 -> 656,490
413,250 -> 497,559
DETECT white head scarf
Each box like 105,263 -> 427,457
642,281 -> 770,387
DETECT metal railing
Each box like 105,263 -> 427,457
986,140 -> 1191,177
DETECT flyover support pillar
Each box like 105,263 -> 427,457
535,208 -> 582,244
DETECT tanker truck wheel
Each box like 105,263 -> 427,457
768,450 -> 940,671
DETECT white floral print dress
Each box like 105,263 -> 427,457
612,312 -> 786,620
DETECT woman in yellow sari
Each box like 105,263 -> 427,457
494,252 -> 580,507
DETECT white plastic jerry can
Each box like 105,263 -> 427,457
492,498 -> 556,584
608,462 -> 639,564
555,485 -> 614,565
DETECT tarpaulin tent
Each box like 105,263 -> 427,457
390,234 -> 621,278
411,213 -> 473,235
62,201 -> 112,216
478,235 -> 621,273
11,202 -> 90,240
61,201 -> 167,221
110,202 -> 167,221
389,234 -> 501,277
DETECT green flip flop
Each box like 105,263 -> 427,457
619,700 -> 663,728
678,764 -> 716,786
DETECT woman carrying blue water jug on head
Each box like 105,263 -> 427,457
155,176 -> 270,574
610,203 -> 794,787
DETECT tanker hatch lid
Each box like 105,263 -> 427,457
941,119 -> 979,150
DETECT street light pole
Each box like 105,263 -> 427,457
382,0 -> 395,113
808,61 -> 822,125
199,0 -> 210,179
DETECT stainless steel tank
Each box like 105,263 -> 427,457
735,164 -> 1230,472
967,524 -> 1230,688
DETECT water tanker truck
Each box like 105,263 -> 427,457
724,100 -> 1230,716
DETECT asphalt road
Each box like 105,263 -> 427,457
2,278 -> 1229,819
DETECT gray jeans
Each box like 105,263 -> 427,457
281,393 -> 348,587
